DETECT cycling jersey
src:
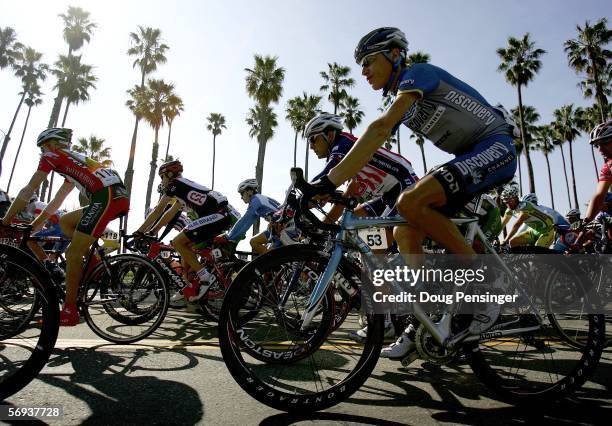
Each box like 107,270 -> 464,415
395,63 -> 513,154
164,177 -> 232,218
464,194 -> 502,240
537,205 -> 569,227
227,194 -> 280,241
504,200 -> 555,233
313,132 -> 419,215
38,148 -> 123,197
598,157 -> 612,182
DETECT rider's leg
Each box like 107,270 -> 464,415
395,176 -> 476,255
64,230 -> 96,305
172,231 -> 204,276
250,231 -> 270,254
509,231 -> 532,248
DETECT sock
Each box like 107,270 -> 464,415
196,267 -> 213,283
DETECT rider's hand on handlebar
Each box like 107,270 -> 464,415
310,175 -> 338,197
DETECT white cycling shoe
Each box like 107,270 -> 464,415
381,325 -> 416,360
349,322 -> 395,343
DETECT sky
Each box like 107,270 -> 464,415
0,0 -> 610,246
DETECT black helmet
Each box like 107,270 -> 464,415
159,160 -> 183,177
354,27 -> 408,65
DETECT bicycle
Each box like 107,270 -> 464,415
218,168 -> 605,412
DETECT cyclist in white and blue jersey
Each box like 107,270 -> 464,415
308,27 -> 519,359
224,179 -> 281,243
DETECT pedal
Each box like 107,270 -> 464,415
400,351 -> 418,367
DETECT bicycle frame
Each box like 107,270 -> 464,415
298,210 -> 543,349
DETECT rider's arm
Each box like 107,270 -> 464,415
137,195 -> 174,233
500,212 -> 512,229
151,200 -> 182,234
1,170 -> 48,225
323,180 -> 360,224
502,212 -> 528,243
32,180 -> 74,232
585,181 -> 611,223
227,203 -> 258,242
327,92 -> 419,186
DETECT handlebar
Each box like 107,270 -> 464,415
289,168 -> 357,236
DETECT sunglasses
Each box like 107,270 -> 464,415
360,53 -> 379,68
308,133 -> 325,146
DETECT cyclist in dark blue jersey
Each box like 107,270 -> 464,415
309,27 -> 519,359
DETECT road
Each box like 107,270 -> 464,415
3,310 -> 611,425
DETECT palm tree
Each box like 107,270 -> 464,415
497,34 -> 546,194
162,94 -> 184,161
48,6 -> 96,128
513,138 -> 524,196
340,96 -> 364,134
578,105 -> 604,177
206,113 -> 226,190
511,105 -> 540,196
565,18 -> 611,121
245,55 -> 285,195
0,26 -> 23,70
320,62 -> 354,114
286,96 -> 306,168
7,84 -> 43,192
124,26 -> 169,198
578,62 -> 612,103
139,79 -> 176,214
553,104 -> 583,209
531,125 -> 556,209
552,138 -> 572,208
300,93 -> 322,180
52,55 -> 97,126
72,135 -> 112,206
410,132 -> 427,174
0,47 -> 47,175
407,51 -> 431,65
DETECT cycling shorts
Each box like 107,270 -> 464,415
77,184 -> 129,238
184,211 -> 232,244
431,133 -> 516,215
513,227 -> 555,248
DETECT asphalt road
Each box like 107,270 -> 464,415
3,310 -> 611,426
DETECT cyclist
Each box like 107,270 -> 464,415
1,128 -> 129,326
463,193 -> 502,250
566,208 -> 581,227
136,160 -> 240,302
216,179 -> 280,250
249,206 -> 300,254
499,187 -> 556,248
583,121 -> 612,226
307,27 -> 518,359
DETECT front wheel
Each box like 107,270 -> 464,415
218,244 -> 384,412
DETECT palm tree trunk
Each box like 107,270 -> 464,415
61,100 -> 71,127
544,151 -> 554,210
397,128 -> 401,155
0,91 -> 26,173
7,105 -> 32,192
558,143 -> 572,207
304,137 -> 309,181
293,131 -> 298,167
144,127 -> 160,215
419,144 -> 427,175
516,86 -> 536,193
212,134 -> 216,190
164,121 -> 173,161
254,134 -> 268,235
517,154 -> 523,197
48,95 -> 62,127
567,140 -> 579,209
591,146 -> 599,179
46,172 -> 56,202
588,47 -> 608,121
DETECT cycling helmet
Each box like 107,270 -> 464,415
354,27 -> 408,65
158,160 -> 183,177
501,186 -> 519,201
521,193 -> 538,205
304,113 -> 343,141
565,208 -> 580,218
237,179 -> 259,194
589,120 -> 612,145
36,128 -> 72,148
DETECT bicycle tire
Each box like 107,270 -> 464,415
82,254 -> 169,344
0,244 -> 59,401
219,244 -> 384,412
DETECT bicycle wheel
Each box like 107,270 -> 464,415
467,250 -> 605,402
219,244 -> 384,412
0,244 -> 59,401
82,254 -> 169,344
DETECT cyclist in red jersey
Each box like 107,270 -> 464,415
583,121 -> 612,226
1,128 -> 129,326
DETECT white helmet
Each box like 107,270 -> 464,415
238,179 -> 259,194
304,113 -> 343,140
36,128 -> 72,148
501,186 -> 519,201
589,120 -> 612,145
521,193 -> 538,205
565,208 -> 580,218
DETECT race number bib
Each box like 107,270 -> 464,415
94,168 -> 122,187
358,227 -> 388,249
